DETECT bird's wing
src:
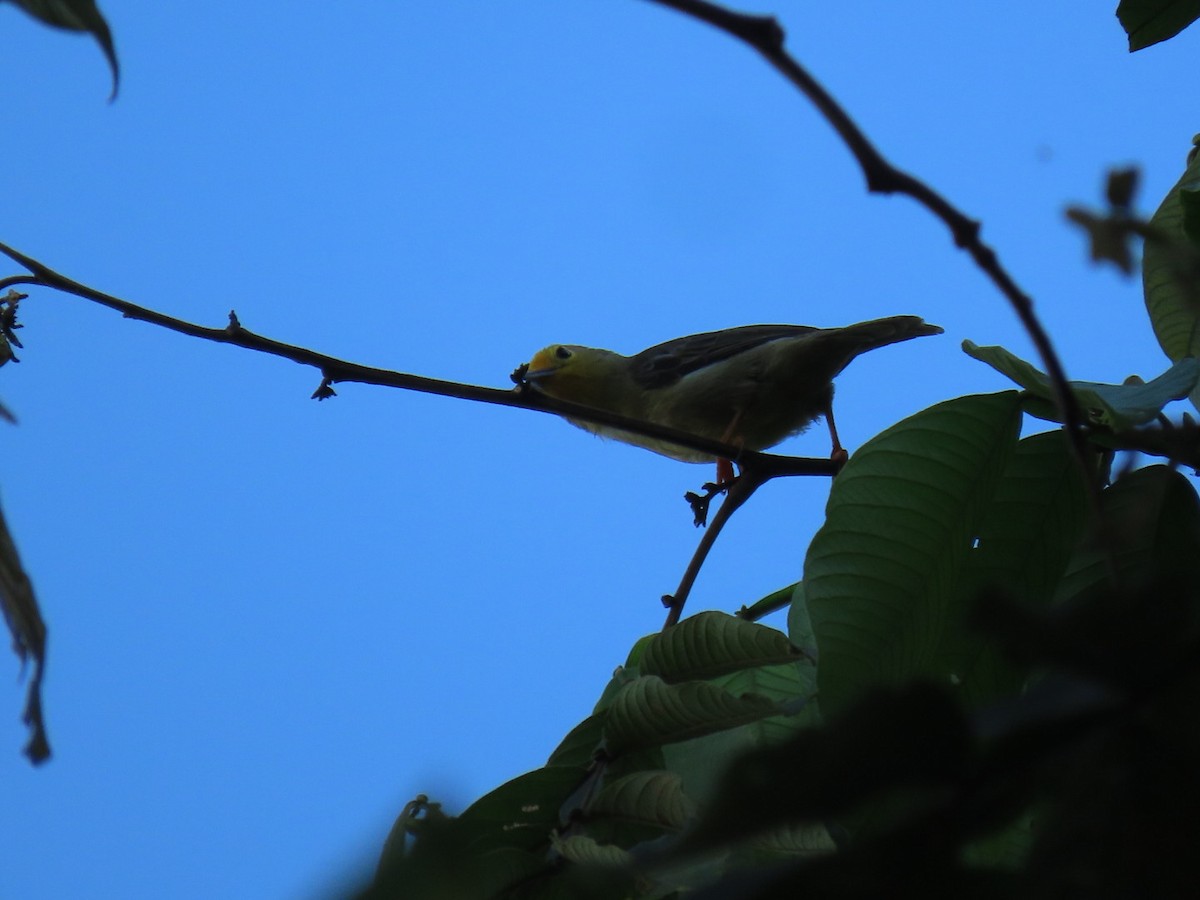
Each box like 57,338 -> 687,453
628,324 -> 820,389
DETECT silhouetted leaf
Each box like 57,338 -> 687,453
0,493 -> 49,763
9,0 -> 119,98
1117,0 -> 1200,50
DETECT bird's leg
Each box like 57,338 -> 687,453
685,410 -> 743,527
715,457 -> 736,485
715,409 -> 746,484
824,401 -> 849,464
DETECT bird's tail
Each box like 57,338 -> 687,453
824,315 -> 943,375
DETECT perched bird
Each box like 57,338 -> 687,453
521,316 -> 942,478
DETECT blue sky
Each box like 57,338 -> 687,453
1,2 -> 1194,897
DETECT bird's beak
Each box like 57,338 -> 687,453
521,348 -> 559,385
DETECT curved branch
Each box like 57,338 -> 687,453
662,469 -> 762,629
661,445 -> 839,628
641,0 -> 1098,509
0,240 -> 840,482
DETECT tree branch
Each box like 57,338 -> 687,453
641,0 -> 1099,509
0,241 -> 842,480
0,240 -> 848,633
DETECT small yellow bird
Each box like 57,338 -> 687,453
521,316 -> 942,477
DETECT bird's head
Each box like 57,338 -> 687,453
522,344 -> 625,409
525,344 -> 580,381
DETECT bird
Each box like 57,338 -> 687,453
520,316 -> 943,480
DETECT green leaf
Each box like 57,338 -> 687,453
639,611 -> 806,683
786,582 -> 817,660
1054,465 -> 1200,606
11,0 -> 120,98
457,766 -> 587,853
1117,0 -> 1200,50
546,713 -> 604,768
804,393 -> 1022,713
1182,179 -> 1200,242
591,659 -> 643,715
550,834 -> 634,867
662,660 -> 816,808
709,658 -> 812,711
940,431 -> 1089,706
740,822 -> 837,861
603,676 -> 780,755
963,340 -> 1200,428
967,432 -> 1089,606
588,771 -> 697,832
1143,135 -> 1200,411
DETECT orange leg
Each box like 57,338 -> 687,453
715,457 -> 735,484
824,401 -> 848,464
715,409 -> 745,484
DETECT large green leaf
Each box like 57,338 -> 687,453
939,431 -> 1089,707
804,393 -> 1022,713
456,766 -> 588,853
546,713 -> 604,768
1143,135 -> 1200,412
786,582 -> 816,657
370,797 -> 552,900
966,431 -> 1089,606
1117,0 -> 1200,50
963,340 -> 1200,428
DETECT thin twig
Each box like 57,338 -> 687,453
641,0 -> 1100,514
662,471 -> 764,629
662,450 -> 838,628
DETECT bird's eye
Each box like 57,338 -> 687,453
555,346 -> 572,360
